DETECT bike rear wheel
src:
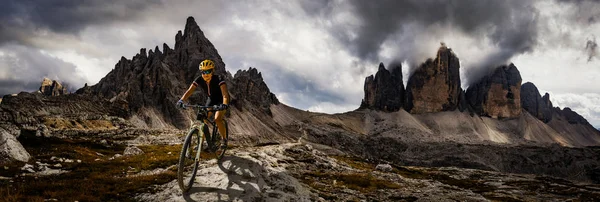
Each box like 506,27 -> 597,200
177,128 -> 203,192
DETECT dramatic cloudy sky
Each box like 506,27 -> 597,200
0,0 -> 599,127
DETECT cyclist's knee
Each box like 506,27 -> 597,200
215,111 -> 225,122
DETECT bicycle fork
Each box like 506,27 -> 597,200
194,134 -> 205,161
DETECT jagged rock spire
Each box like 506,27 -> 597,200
521,82 -> 553,122
360,63 -> 404,111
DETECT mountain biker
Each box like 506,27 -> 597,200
177,59 -> 230,149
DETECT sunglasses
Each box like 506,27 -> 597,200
201,69 -> 213,74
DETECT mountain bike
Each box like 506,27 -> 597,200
177,104 -> 229,193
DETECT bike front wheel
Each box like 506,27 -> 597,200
177,127 -> 203,193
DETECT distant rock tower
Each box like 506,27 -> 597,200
39,78 -> 67,96
466,64 -> 522,119
360,63 -> 404,111
404,44 -> 461,113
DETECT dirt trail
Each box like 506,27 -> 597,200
136,144 -> 316,201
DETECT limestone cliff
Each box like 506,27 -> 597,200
466,64 -> 522,119
405,45 -> 461,113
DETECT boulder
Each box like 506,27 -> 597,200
520,82 -> 553,122
0,129 -> 31,164
360,63 -> 404,111
405,44 -> 461,113
466,64 -> 522,119
375,164 -> 393,172
124,146 -> 144,156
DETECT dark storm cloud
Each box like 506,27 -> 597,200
0,0 -> 161,46
303,0 -> 540,85
586,37 -> 598,62
238,59 -> 347,109
0,79 -> 41,97
0,45 -> 88,96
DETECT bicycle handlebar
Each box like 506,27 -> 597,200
182,104 -> 223,111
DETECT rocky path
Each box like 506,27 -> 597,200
136,144 -> 316,201
136,143 -> 600,202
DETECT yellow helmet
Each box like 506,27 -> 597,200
199,59 -> 215,71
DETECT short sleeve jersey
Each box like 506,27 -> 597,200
193,75 -> 226,105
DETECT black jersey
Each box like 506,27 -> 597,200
193,75 -> 226,105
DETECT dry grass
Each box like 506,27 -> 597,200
331,155 -> 375,171
43,117 -> 115,130
1,137 -> 182,201
299,155 -> 403,194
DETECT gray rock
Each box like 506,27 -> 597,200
0,128 -> 31,163
124,146 -> 144,156
375,164 -> 393,172
21,164 -> 34,173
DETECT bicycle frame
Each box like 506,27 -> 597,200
185,104 -> 222,157
178,104 -> 228,192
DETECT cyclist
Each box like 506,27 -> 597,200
177,59 -> 230,149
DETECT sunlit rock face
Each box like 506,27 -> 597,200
39,78 -> 67,96
466,64 -> 522,119
360,63 -> 404,112
405,45 -> 461,114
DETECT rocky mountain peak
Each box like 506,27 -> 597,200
82,17 -> 230,129
39,78 -> 67,96
404,44 -> 461,113
230,67 -> 279,115
557,107 -> 590,125
520,82 -> 553,122
466,64 -> 522,119
360,63 -> 404,111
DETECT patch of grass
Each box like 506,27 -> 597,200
4,137 -> 183,201
43,117 -> 115,130
331,155 -> 375,171
391,167 -> 430,180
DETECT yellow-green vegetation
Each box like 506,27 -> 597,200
298,156 -> 403,195
43,117 -> 115,130
332,155 -> 376,171
0,137 -> 182,201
